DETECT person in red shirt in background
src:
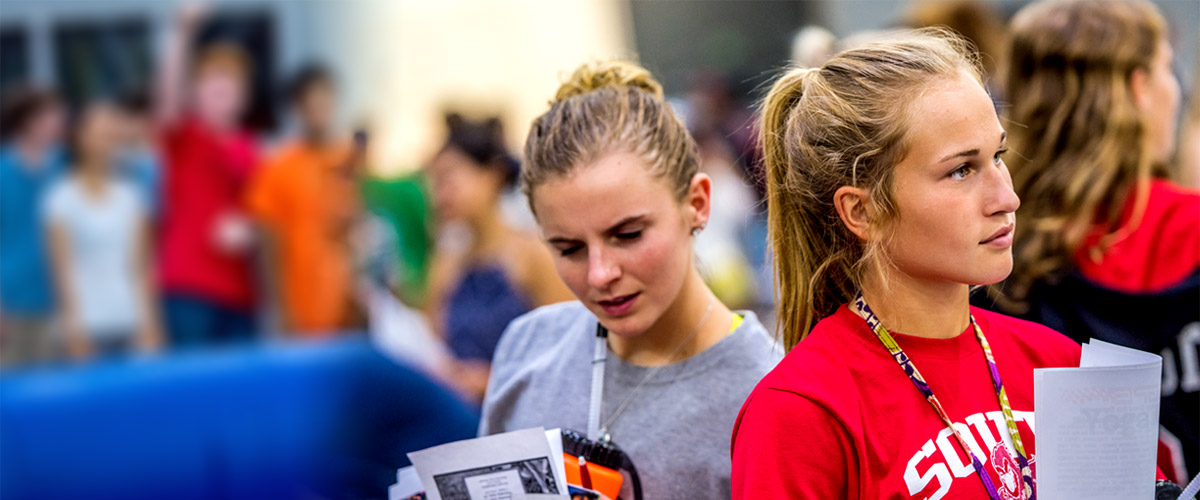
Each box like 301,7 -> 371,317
988,0 -> 1199,482
1000,0 -> 1195,299
732,29 -> 1092,499
154,4 -> 260,348
246,64 -> 365,337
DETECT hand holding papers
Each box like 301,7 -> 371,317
406,427 -> 570,500
1034,339 -> 1162,500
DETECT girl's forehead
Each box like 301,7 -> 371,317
534,161 -> 675,236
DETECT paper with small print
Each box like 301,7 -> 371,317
407,427 -> 568,500
1034,339 -> 1161,500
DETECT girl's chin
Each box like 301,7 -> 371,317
967,269 -> 1013,287
595,313 -> 652,338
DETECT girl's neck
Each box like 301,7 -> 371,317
467,207 -> 508,256
860,268 -> 970,340
75,163 -> 110,197
609,266 -> 734,366
302,128 -> 331,148
15,139 -> 52,169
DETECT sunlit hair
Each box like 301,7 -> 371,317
996,0 -> 1167,308
522,60 -> 700,212
193,41 -> 252,81
760,28 -> 982,349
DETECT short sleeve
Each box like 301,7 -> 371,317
477,313 -> 535,437
40,181 -> 70,225
731,387 -> 859,500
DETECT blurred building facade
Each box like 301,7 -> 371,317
2,0 -> 1195,172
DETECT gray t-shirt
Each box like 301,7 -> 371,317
479,301 -> 782,500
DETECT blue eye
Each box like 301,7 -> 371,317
950,164 -> 972,180
993,149 -> 1008,165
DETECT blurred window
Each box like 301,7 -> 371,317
0,25 -> 30,96
629,0 -> 814,98
53,17 -> 151,108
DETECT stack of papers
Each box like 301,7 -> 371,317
390,428 -> 571,500
1034,339 -> 1162,500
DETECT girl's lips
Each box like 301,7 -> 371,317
982,224 -> 1015,249
984,231 -> 1014,249
598,292 -> 640,317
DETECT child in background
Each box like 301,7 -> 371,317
0,87 -> 67,366
154,4 -> 260,347
44,102 -> 161,360
247,64 -> 365,336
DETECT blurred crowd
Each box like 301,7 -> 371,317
0,2 -> 777,406
0,5 -> 416,364
1,0 -> 1198,409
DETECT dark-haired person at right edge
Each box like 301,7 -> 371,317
979,0 -> 1200,485
425,114 -> 572,402
480,60 -> 780,500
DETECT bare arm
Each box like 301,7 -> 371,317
257,225 -> 289,334
133,216 -> 163,352
46,221 -> 90,359
423,251 -> 459,340
154,3 -> 206,127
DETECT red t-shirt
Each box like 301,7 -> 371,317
1074,179 -> 1200,292
732,305 -> 1081,500
158,117 -> 258,309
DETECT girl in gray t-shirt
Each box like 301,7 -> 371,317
479,60 -> 781,500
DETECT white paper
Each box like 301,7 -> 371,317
465,470 -> 527,500
1034,339 -> 1161,500
407,427 -> 569,500
544,428 -> 568,492
389,466 -> 424,500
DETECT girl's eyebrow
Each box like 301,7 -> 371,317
937,131 -> 1007,163
545,214 -> 649,245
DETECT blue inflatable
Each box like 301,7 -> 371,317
0,338 -> 479,500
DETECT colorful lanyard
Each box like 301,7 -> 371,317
851,293 -> 1035,500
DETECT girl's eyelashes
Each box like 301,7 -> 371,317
554,230 -> 643,256
950,164 -> 973,180
949,148 -> 1008,180
993,148 -> 1008,165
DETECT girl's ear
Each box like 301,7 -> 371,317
686,173 -> 712,231
833,185 -> 872,241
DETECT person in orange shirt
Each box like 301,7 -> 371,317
247,64 -> 363,336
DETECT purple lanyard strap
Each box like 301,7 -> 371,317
851,293 -> 1035,500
